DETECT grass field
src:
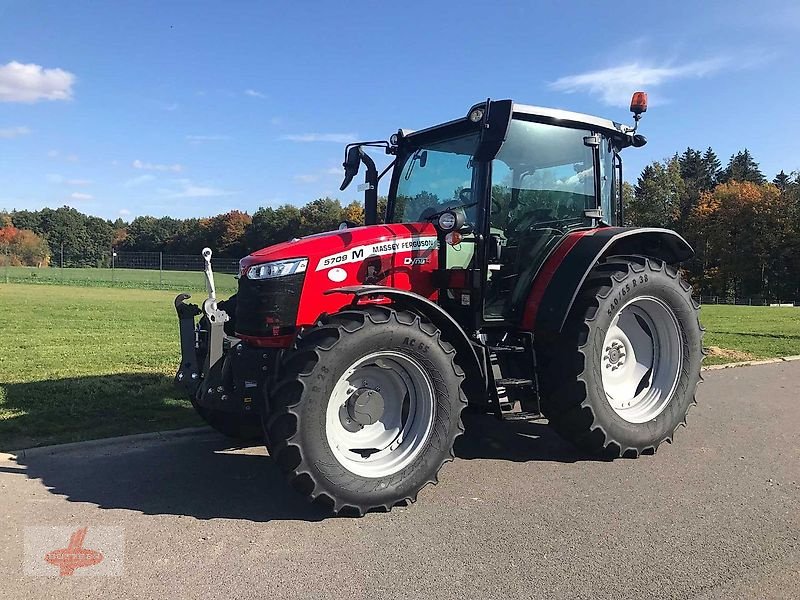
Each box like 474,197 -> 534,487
1,282 -> 798,450
3,265 -> 238,293
0,284 -> 202,450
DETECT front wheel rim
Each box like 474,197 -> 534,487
601,295 -> 684,424
325,350 -> 435,478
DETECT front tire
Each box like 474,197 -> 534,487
190,398 -> 264,441
539,256 -> 703,457
266,306 -> 467,515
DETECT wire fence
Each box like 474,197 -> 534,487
4,249 -> 800,304
111,251 -> 239,273
3,251 -> 240,293
699,296 -> 799,307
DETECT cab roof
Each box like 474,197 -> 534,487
401,99 -> 631,142
511,102 -> 629,136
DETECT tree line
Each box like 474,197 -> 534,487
624,148 -> 800,301
1,198 -> 367,268
2,148 -> 799,300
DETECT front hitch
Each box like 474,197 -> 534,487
174,248 -> 231,398
174,293 -> 202,396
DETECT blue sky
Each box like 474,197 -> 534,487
1,0 -> 798,221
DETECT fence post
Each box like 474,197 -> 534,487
159,251 -> 163,288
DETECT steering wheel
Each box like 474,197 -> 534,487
460,188 -> 503,215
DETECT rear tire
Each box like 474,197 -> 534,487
538,256 -> 703,457
266,306 -> 467,515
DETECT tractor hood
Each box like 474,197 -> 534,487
237,222 -> 441,332
240,222 -> 439,276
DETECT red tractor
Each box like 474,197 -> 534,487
175,93 -> 703,515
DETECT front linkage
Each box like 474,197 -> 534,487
174,248 -> 273,424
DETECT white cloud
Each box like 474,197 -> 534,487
124,174 -> 155,187
185,134 -> 231,142
0,125 -> 31,138
48,150 -> 78,162
165,179 -> 237,198
548,58 -> 728,107
244,89 -> 266,99
0,61 -> 75,103
118,208 -> 131,216
293,174 -> 319,183
70,192 -> 93,201
294,167 -> 344,184
132,159 -> 183,172
47,174 -> 92,185
281,133 -> 357,143
161,102 -> 179,111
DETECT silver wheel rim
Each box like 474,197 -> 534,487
601,295 -> 683,424
325,350 -> 435,478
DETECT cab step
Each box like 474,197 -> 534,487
496,377 -> 534,388
501,410 -> 544,421
488,345 -> 526,354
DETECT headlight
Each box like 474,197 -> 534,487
437,211 -> 458,231
246,257 -> 308,280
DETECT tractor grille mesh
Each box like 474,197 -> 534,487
235,272 -> 305,336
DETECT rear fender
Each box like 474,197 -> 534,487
522,227 -> 694,334
326,286 -> 487,401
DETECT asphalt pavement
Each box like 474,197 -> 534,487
1,361 -> 798,599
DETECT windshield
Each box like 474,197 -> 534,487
391,133 -> 479,224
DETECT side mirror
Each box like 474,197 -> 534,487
340,146 -> 361,191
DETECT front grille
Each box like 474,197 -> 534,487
235,272 -> 305,337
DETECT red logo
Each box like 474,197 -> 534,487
44,527 -> 104,576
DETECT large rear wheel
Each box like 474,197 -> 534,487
266,306 -> 467,515
538,256 -> 703,457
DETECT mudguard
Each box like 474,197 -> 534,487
521,227 -> 694,334
326,285 -> 487,399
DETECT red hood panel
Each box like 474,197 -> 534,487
239,222 -> 440,327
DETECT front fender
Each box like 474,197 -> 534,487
326,285 -> 487,400
522,227 -> 694,334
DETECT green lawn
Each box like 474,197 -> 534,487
2,265 -> 238,293
1,283 -> 798,450
0,284 -> 203,450
700,304 -> 800,364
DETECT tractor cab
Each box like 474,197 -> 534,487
366,98 -> 647,330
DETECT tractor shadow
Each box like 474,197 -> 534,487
3,375 -> 600,523
455,411 -> 604,464
7,432 -> 330,523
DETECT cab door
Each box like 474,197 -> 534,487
483,118 -> 598,321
